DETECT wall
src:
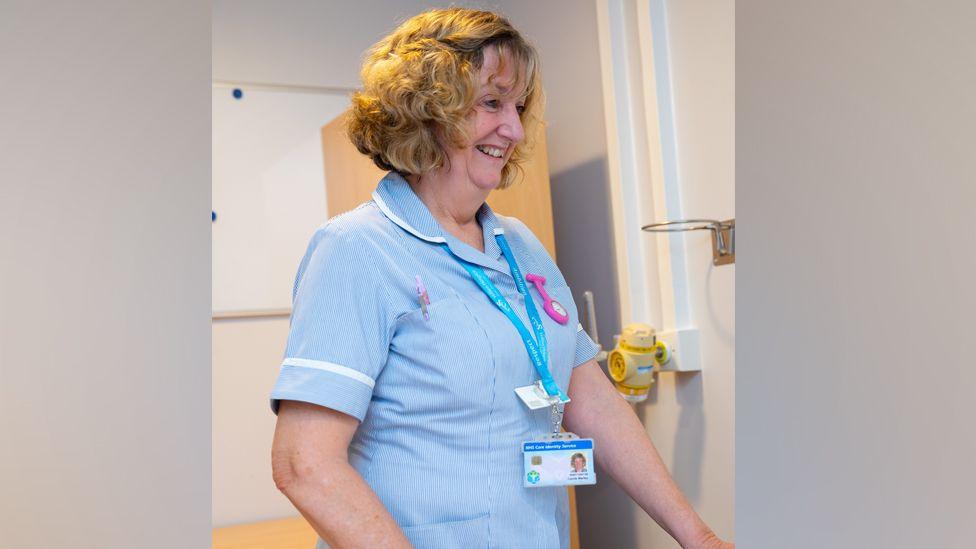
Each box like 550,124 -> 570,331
211,0 -> 615,526
0,1 -> 211,547
577,0 -> 734,547
737,1 -> 976,547
643,0 -> 734,543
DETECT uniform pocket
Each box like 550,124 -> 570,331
402,514 -> 489,548
388,296 -> 495,411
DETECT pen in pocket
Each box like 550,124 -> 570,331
415,275 -> 430,320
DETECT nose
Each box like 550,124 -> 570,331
498,103 -> 525,144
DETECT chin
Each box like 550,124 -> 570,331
472,173 -> 504,192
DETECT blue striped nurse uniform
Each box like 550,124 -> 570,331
270,172 -> 600,548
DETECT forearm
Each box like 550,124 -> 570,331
272,401 -> 410,548
277,456 -> 410,548
564,362 -> 715,548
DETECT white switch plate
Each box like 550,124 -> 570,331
655,328 -> 702,372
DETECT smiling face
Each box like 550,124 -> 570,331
442,46 -> 527,192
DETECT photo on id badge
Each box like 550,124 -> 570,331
522,438 -> 596,488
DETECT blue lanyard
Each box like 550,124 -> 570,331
444,234 -> 567,402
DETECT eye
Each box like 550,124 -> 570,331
482,98 -> 500,111
516,104 -> 526,115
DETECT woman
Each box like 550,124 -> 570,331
571,453 -> 587,474
270,8 -> 732,549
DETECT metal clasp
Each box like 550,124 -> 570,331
550,402 -> 565,435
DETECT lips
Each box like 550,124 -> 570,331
475,144 -> 505,159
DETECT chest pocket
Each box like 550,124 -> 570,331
383,295 -> 495,422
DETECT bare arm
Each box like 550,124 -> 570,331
563,360 -> 732,549
271,401 -> 411,548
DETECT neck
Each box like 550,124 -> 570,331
406,171 -> 489,228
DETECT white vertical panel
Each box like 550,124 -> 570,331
597,0 -> 662,327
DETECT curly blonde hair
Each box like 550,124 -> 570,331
347,8 -> 544,190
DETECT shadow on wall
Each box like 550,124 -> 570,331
576,372 -> 708,548
549,155 -> 630,547
672,373 -> 706,500
642,372 -> 707,501
548,156 -> 620,351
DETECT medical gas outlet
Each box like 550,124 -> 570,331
608,323 -> 671,403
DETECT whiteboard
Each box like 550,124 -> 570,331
212,85 -> 350,314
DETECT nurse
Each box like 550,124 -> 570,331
270,8 -> 732,549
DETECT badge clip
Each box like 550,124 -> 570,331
515,380 -> 570,411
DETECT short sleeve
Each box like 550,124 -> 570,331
270,223 -> 394,421
572,323 -> 601,368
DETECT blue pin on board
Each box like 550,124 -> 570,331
232,88 -> 243,100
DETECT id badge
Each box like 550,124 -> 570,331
522,434 -> 596,488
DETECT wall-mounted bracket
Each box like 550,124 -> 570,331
641,218 -> 735,266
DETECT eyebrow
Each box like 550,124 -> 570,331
491,81 -> 512,93
485,80 -> 528,101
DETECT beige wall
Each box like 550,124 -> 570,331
213,318 -> 294,523
737,1 -> 976,547
0,1 -> 211,546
